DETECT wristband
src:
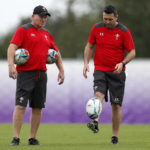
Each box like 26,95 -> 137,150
121,61 -> 126,67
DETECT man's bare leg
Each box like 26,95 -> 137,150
13,105 -> 26,138
29,108 -> 42,138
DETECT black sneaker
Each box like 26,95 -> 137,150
10,137 -> 20,146
111,136 -> 118,144
28,138 -> 40,145
87,121 -> 99,133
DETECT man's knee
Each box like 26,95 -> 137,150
94,92 -> 105,102
32,108 -> 42,115
15,105 -> 26,112
112,104 -> 121,112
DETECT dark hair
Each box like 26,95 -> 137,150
104,5 -> 118,17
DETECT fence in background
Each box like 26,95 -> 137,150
0,59 -> 150,123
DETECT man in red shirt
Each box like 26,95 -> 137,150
83,5 -> 135,144
8,5 -> 64,146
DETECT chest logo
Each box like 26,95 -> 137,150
100,32 -> 104,36
45,35 -> 48,41
31,33 -> 36,37
115,34 -> 120,40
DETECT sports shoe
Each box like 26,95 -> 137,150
87,121 -> 99,133
10,137 -> 20,146
28,138 -> 40,145
111,136 -> 118,144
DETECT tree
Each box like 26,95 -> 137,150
0,0 -> 149,58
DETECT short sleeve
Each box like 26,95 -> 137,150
10,26 -> 24,47
123,30 -> 135,51
88,25 -> 96,45
49,35 -> 59,52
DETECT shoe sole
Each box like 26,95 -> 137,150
10,143 -> 19,146
28,143 -> 40,145
28,144 -> 40,145
87,122 -> 99,133
111,142 -> 118,144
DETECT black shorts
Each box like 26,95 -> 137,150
16,70 -> 47,108
93,70 -> 126,106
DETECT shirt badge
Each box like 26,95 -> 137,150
45,35 -> 48,41
31,33 -> 35,37
115,34 -> 120,40
100,32 -> 104,36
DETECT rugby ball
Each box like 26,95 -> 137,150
86,97 -> 102,119
46,48 -> 59,64
14,48 -> 29,65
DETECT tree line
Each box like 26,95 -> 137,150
0,0 -> 149,59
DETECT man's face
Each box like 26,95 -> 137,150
103,12 -> 118,30
32,14 -> 47,28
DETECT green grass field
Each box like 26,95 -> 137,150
0,124 -> 149,150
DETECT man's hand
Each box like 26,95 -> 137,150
57,71 -> 64,85
8,65 -> 17,79
83,64 -> 89,78
113,63 -> 123,74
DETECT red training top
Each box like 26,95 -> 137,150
88,22 -> 135,71
10,23 -> 58,72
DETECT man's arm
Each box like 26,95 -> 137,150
83,42 -> 94,78
7,43 -> 18,79
122,49 -> 136,65
114,49 -> 136,74
55,52 -> 64,85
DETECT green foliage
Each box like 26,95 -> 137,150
0,35 -> 12,59
0,0 -> 149,58
0,17 -> 31,59
48,14 -> 97,58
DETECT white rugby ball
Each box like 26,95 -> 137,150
86,97 -> 102,119
14,48 -> 29,65
46,48 -> 59,64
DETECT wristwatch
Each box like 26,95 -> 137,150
121,61 -> 126,67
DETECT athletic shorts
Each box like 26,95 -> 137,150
93,70 -> 126,106
16,70 -> 47,108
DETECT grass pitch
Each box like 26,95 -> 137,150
0,124 -> 149,150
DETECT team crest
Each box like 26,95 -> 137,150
31,33 -> 35,37
45,35 -> 48,41
115,34 -> 120,40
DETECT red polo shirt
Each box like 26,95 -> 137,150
88,22 -> 135,71
10,23 -> 59,72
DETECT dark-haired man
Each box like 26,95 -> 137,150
83,5 -> 135,144
8,5 -> 64,146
